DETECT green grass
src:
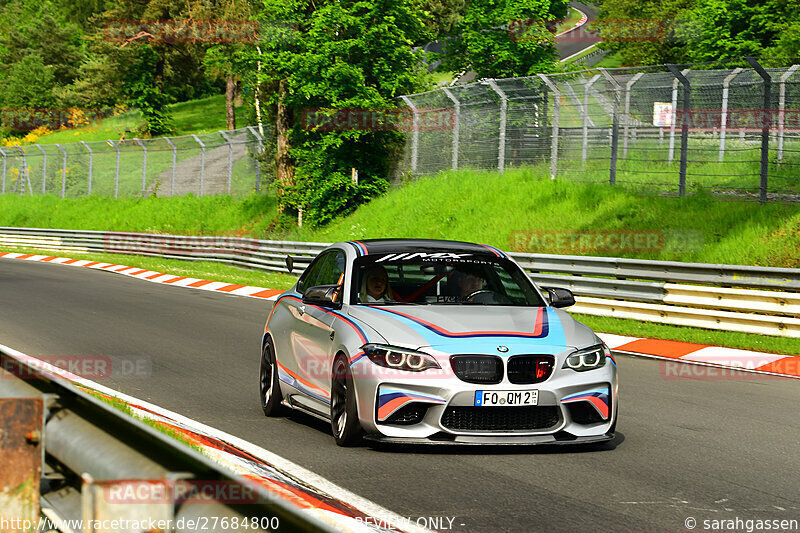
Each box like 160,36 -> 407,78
556,7 -> 584,34
575,314 -> 800,356
0,193 -> 278,236
593,52 -> 624,69
27,95 -> 246,145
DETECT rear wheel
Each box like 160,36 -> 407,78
260,338 -> 286,416
330,355 -> 362,446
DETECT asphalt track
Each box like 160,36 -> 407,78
557,3 -> 600,60
2,259 -> 800,532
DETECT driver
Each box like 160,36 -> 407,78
451,266 -> 487,301
360,265 -> 393,303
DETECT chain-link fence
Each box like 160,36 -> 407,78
398,59 -> 800,201
0,126 -> 271,198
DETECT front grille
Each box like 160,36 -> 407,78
450,355 -> 503,384
381,403 -> 429,425
507,355 -> 554,384
440,406 -> 560,431
566,402 -> 604,425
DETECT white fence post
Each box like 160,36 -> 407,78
192,135 -> 206,196
486,80 -> 508,173
134,139 -> 147,196
107,140 -> 120,198
623,72 -> 643,158
669,68 -> 690,164
778,65 -> 800,164
0,148 -> 6,194
56,144 -> 67,198
582,75 -> 601,167
537,74 -> 560,180
441,87 -> 460,170
399,96 -> 419,173
219,131 -> 234,194
719,67 -> 743,162
35,144 -> 47,194
80,141 -> 93,195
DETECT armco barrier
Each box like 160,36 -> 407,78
0,344 -> 427,533
1,227 -> 798,337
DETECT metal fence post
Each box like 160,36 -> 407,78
623,72 -> 643,158
219,131 -> 234,194
778,65 -> 800,164
246,126 -> 263,193
192,135 -> 206,196
582,75 -> 601,167
107,140 -> 120,198
0,148 -> 6,194
668,69 -> 690,163
719,67 -> 742,162
667,65 -> 690,197
537,74 -> 560,180
56,144 -> 67,198
15,146 -> 31,196
487,80 -> 508,173
599,68 -> 621,186
441,87 -> 460,170
134,139 -> 147,196
745,57 -> 772,203
399,96 -> 419,173
35,145 -> 47,194
164,137 -> 177,196
80,141 -> 93,195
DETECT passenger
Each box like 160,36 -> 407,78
360,265 -> 392,303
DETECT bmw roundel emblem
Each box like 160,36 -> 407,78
497,345 -> 509,353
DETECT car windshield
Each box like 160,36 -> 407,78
351,255 -> 545,306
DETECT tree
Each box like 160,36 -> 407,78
255,0 -> 430,225
441,0 -> 568,79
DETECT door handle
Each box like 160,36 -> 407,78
298,305 -> 305,316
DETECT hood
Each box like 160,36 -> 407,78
347,305 -> 599,356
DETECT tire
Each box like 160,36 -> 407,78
260,337 -> 286,416
330,355 -> 362,446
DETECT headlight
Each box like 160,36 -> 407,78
563,344 -> 609,372
362,344 -> 441,372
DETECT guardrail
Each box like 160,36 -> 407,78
1,227 -> 798,337
0,344 -> 408,533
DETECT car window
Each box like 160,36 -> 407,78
315,250 -> 346,286
297,252 -> 329,293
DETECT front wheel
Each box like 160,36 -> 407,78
330,355 -> 362,446
260,338 -> 286,416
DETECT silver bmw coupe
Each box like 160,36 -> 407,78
260,239 -> 618,446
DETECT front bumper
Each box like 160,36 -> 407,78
350,352 -> 618,445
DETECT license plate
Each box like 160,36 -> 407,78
475,390 -> 538,407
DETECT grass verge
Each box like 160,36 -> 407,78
575,314 -> 800,356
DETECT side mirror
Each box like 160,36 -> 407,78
542,286 -> 575,308
302,284 -> 343,309
286,256 -> 294,273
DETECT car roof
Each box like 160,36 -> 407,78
341,238 -> 506,258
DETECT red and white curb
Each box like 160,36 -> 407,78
555,7 -> 588,37
600,333 -> 800,379
0,251 -> 282,301
0,343 -> 430,533
2,249 -> 796,380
